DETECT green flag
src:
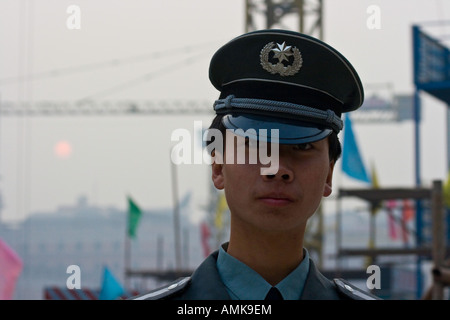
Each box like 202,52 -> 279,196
127,196 -> 142,238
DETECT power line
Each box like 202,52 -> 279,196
0,40 -> 219,85
77,50 -> 211,101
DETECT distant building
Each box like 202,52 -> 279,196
351,93 -> 415,122
394,94 -> 416,122
1,195 -> 204,299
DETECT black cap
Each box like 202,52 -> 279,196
209,29 -> 364,144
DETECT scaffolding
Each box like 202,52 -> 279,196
337,180 -> 449,299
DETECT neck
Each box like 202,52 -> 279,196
226,221 -> 306,286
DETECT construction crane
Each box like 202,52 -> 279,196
245,0 -> 323,39
0,100 -> 214,116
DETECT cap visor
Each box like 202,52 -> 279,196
222,114 -> 332,144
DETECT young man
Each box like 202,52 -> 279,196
132,29 -> 380,300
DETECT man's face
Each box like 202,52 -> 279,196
211,132 -> 334,234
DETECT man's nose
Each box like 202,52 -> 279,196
262,160 -> 294,182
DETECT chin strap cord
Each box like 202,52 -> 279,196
213,95 -> 343,133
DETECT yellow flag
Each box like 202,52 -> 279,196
370,163 -> 382,215
215,193 -> 228,229
371,162 -> 379,189
444,172 -> 450,208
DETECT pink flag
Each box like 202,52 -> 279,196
0,238 -> 23,300
200,222 -> 211,258
402,199 -> 415,222
386,200 -> 398,240
401,199 -> 414,244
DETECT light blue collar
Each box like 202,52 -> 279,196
216,245 -> 310,300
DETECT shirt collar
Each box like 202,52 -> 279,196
216,244 -> 310,300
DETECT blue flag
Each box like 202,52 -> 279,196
341,114 -> 371,183
99,266 -> 125,300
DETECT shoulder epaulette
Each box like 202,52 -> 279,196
130,277 -> 191,300
333,278 -> 382,300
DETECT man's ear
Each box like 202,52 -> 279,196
211,151 -> 225,190
323,161 -> 334,197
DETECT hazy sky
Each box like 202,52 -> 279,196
1,0 -> 450,223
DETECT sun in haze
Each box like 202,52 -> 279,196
54,140 -> 73,159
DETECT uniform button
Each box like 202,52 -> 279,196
344,284 -> 354,292
168,284 -> 178,290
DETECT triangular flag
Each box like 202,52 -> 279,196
99,266 -> 125,300
0,238 -> 23,299
127,195 -> 142,239
341,114 -> 371,183
444,172 -> 450,208
402,199 -> 415,222
386,200 -> 399,240
214,193 -> 228,230
200,222 -> 211,258
371,162 -> 379,189
398,199 -> 414,245
370,163 -> 382,214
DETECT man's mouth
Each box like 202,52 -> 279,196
258,193 -> 294,206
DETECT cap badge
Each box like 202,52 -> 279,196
260,41 -> 302,76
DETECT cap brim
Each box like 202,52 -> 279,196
222,114 -> 332,144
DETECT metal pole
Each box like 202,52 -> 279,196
297,0 -> 304,33
124,226 -> 131,289
414,89 -> 421,187
431,180 -> 445,299
245,0 -> 251,33
335,193 -> 342,276
156,235 -> 163,271
368,206 -> 376,266
318,0 -> 323,40
265,0 -> 274,29
170,148 -> 182,274
447,106 -> 450,170
414,88 -> 424,298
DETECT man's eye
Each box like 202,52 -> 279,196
294,143 -> 312,151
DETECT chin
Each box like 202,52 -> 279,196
253,213 -> 309,233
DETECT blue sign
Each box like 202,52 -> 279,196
413,25 -> 450,104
